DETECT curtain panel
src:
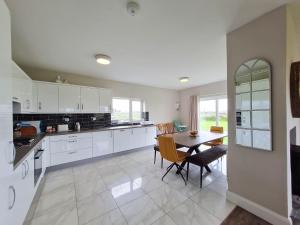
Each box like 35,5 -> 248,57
189,95 -> 198,131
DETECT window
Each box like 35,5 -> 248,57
199,97 -> 228,132
112,98 -> 144,123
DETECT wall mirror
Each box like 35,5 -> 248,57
235,58 -> 272,151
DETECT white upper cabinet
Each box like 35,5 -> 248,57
99,88 -> 112,113
81,87 -> 99,113
37,82 -> 59,113
59,85 -> 81,113
12,61 -> 33,113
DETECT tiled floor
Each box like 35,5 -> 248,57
29,147 -> 235,225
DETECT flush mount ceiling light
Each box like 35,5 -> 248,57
95,54 -> 111,65
179,77 -> 190,83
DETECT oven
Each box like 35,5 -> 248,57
34,144 -> 44,186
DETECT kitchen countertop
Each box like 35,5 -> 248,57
14,133 -> 46,169
14,124 -> 155,169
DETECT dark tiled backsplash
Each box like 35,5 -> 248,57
13,113 -> 111,131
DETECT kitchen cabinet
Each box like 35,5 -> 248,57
0,2 -> 15,224
93,131 -> 114,157
131,127 -> 146,149
113,129 -> 132,152
50,133 -> 92,166
145,126 -> 157,145
42,137 -> 50,175
36,82 -> 59,113
81,87 -> 99,113
12,61 -> 33,113
99,88 -> 112,113
59,84 -> 81,113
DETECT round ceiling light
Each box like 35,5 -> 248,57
179,77 -> 190,83
95,54 -> 111,65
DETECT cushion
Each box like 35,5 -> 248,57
187,144 -> 227,166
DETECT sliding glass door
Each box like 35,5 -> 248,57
199,97 -> 228,132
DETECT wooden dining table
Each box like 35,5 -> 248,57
168,131 -> 228,173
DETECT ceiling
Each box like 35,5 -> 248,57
6,0 -> 294,90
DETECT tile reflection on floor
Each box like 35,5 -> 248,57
29,147 -> 234,225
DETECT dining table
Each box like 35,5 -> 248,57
169,131 -> 228,173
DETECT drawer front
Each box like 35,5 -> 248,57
49,132 -> 92,142
50,140 -> 67,154
51,148 -> 92,166
66,138 -> 92,151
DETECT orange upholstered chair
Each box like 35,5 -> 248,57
158,136 -> 190,185
204,126 -> 224,147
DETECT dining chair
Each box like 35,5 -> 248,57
158,135 -> 190,185
203,126 -> 224,147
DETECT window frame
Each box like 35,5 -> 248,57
112,97 -> 144,123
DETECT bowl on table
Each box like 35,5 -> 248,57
189,130 -> 198,137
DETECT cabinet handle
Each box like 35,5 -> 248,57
8,141 -> 16,165
38,102 -> 42,110
68,151 -> 77,154
120,129 -> 125,132
81,104 -> 83,110
12,97 -> 18,100
110,131 -> 113,138
22,162 -> 27,179
8,186 -> 16,210
26,160 -> 29,176
77,103 -> 80,110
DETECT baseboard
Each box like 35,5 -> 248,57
226,191 -> 292,225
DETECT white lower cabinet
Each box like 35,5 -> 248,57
50,133 -> 92,166
131,128 -> 146,149
113,129 -> 132,152
92,131 -> 114,157
145,126 -> 157,145
7,151 -> 34,225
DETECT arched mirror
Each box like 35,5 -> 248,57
235,58 -> 272,151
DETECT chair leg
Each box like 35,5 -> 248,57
200,166 -> 203,188
154,150 -> 157,164
186,162 -> 189,181
162,163 -> 175,181
175,164 -> 187,185
161,157 -> 163,169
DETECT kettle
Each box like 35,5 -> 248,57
75,122 -> 81,131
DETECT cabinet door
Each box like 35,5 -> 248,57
99,88 -> 112,113
113,129 -> 132,152
59,85 -> 81,113
236,129 -> 251,147
42,137 -> 50,174
37,83 -> 59,113
145,126 -> 157,145
92,131 -> 114,157
81,87 -> 99,113
131,128 -> 146,149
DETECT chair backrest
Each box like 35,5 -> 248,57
165,122 -> 175,134
210,126 -> 224,144
156,122 -> 175,135
210,126 -> 224,133
158,136 -> 179,163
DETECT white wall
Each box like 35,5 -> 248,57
227,6 -> 291,219
21,66 -> 180,123
178,80 -> 227,128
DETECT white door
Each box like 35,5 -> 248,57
113,129 -> 132,152
81,87 -> 99,113
92,131 -> 114,157
99,88 -> 112,113
145,126 -> 157,145
131,128 -> 146,149
37,82 -> 59,113
59,85 -> 81,113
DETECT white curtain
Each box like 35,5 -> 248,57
189,95 -> 198,131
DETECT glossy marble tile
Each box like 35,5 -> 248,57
75,177 -> 107,201
31,200 -> 77,225
151,214 -> 177,225
120,195 -> 164,225
168,199 -> 221,225
190,188 -> 235,221
85,208 -> 127,225
148,185 -> 187,213
34,183 -> 76,217
77,191 -> 117,225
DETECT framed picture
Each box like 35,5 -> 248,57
290,62 -> 300,118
